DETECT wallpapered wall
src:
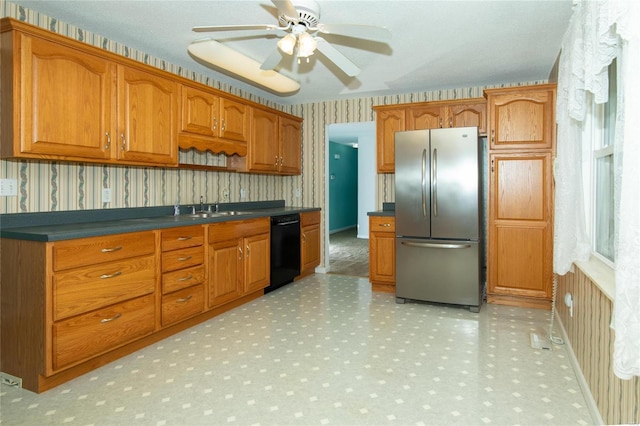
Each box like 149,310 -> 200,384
0,2 -> 542,266
556,270 -> 639,425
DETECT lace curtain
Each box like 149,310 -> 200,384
555,0 -> 640,379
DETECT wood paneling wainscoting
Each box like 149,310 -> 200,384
556,268 -> 639,425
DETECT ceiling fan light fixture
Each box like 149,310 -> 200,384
297,32 -> 317,58
188,40 -> 300,94
277,33 -> 296,55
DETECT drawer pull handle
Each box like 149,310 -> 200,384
382,223 -> 391,227
177,295 -> 193,303
178,255 -> 193,262
100,271 -> 122,279
100,313 -> 122,323
177,236 -> 192,241
101,246 -> 123,253
178,274 -> 194,282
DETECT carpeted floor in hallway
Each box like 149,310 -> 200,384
328,227 -> 369,277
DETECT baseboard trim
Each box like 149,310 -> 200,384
556,315 -> 605,425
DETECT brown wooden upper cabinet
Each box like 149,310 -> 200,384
179,84 -> 249,156
484,85 -> 556,151
373,98 -> 486,173
0,22 -> 178,166
232,108 -> 302,175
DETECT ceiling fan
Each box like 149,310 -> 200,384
187,0 -> 391,93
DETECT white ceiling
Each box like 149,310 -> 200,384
10,1 -> 573,105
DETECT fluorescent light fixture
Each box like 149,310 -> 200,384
277,34 -> 296,55
188,39 -> 300,94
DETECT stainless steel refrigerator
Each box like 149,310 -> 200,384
395,127 -> 483,312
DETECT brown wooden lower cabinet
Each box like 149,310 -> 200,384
299,211 -> 321,278
0,216 -> 276,393
487,151 -> 553,309
369,215 -> 396,292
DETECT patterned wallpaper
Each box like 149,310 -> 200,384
0,2 -> 543,265
556,269 -> 640,425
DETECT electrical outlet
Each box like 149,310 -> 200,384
240,188 -> 246,199
0,372 -> 22,388
0,178 -> 18,196
222,188 -> 230,201
102,188 -> 112,203
295,188 -> 301,198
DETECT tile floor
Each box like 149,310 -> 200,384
0,274 -> 595,426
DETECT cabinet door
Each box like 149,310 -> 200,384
17,34 -> 115,160
487,88 -> 555,150
369,217 -> 395,287
376,108 -> 405,173
220,98 -> 249,143
117,65 -> 178,165
406,105 -> 444,130
301,223 -> 320,273
449,102 -> 487,134
243,233 -> 270,294
208,238 -> 243,307
180,85 -> 219,137
488,152 -> 552,303
248,108 -> 279,172
278,116 -> 302,175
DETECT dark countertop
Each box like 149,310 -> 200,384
367,202 -> 395,217
0,200 -> 320,242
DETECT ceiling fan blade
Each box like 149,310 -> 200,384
316,23 -> 391,43
193,24 -> 283,33
271,0 -> 299,19
261,48 -> 284,70
188,40 -> 300,94
315,37 -> 360,77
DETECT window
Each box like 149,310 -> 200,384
592,59 -> 617,263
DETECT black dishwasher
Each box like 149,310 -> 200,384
266,213 -> 301,293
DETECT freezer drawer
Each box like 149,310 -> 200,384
395,238 -> 481,311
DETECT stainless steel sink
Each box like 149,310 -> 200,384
184,211 -> 253,219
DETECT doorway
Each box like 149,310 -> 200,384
325,121 -> 376,277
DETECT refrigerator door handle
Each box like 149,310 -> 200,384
432,148 -> 438,217
401,241 -> 471,249
421,148 -> 427,217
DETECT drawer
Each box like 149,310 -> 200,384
370,216 -> 395,232
161,284 -> 204,327
161,246 -> 204,273
162,264 -> 205,294
301,211 -> 320,227
52,294 -> 155,371
53,255 -> 155,321
53,231 -> 155,272
161,226 -> 204,252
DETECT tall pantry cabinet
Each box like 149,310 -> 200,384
484,84 -> 556,309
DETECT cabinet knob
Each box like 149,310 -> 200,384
221,118 -> 226,132
275,156 -> 279,166
491,129 -> 495,144
105,131 -> 111,150
120,134 -> 126,151
213,115 -> 218,130
238,246 -> 243,260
